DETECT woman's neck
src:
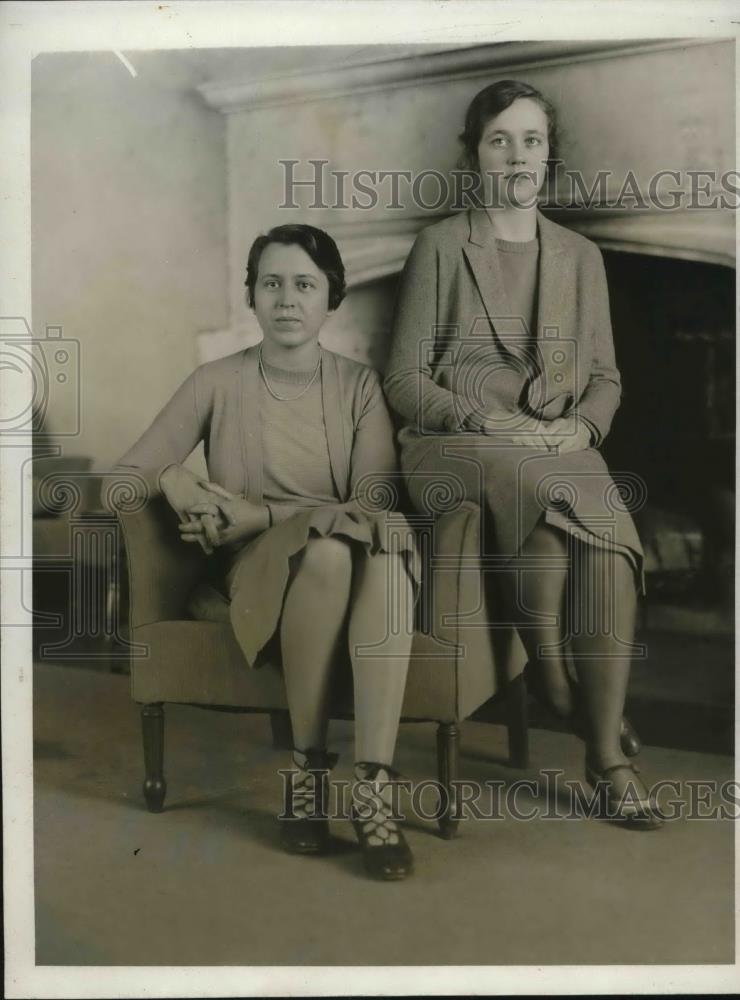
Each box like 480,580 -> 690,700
259,339 -> 321,371
485,205 -> 538,242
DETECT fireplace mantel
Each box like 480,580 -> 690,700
547,208 -> 735,270
203,38 -> 735,314
325,207 -> 735,290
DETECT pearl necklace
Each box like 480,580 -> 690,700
258,346 -> 322,402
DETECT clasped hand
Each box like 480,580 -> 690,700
476,413 -> 591,453
160,465 -> 268,554
180,482 -> 269,553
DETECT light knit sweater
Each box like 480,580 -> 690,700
258,360 -> 338,512
111,346 -> 399,521
494,235 -> 540,338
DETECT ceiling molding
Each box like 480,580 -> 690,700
197,39 -> 720,114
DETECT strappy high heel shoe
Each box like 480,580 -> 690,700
351,762 -> 414,881
584,759 -> 663,830
280,747 -> 338,855
523,662 -> 642,758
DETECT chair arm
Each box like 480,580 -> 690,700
118,495 -> 206,628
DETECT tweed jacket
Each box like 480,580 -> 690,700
384,208 -> 622,452
113,344 -> 398,514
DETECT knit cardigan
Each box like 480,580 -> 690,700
113,345 -> 399,520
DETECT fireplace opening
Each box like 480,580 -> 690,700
603,250 -> 735,636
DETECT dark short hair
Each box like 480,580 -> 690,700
458,79 -> 561,174
245,224 -> 346,311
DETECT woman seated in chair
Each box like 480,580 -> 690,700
115,223 -> 418,879
385,79 -> 662,829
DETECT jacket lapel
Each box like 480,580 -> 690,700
534,209 -> 571,341
463,208 -> 580,414
529,211 -> 578,412
463,209 -> 530,353
240,346 -> 263,503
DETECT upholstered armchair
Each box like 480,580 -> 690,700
117,493 -> 528,838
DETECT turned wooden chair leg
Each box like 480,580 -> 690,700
506,673 -> 530,769
436,721 -> 460,839
141,702 -> 166,812
269,710 -> 294,751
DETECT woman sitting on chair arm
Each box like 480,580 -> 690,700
385,80 -> 661,829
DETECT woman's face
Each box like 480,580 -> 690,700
476,97 -> 550,207
253,242 -> 331,348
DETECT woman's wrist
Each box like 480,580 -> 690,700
159,463 -> 181,488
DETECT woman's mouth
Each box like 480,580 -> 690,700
275,316 -> 301,325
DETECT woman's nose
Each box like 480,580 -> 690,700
508,142 -> 527,164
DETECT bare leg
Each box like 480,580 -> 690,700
497,520 -> 575,718
348,551 -> 414,765
280,537 -> 353,751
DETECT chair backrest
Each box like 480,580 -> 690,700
119,496 -> 206,628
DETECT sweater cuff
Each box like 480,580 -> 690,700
107,463 -> 177,507
575,415 -> 600,447
447,395 -> 481,433
156,463 -> 179,494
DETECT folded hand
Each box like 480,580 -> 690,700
478,411 -> 590,453
479,412 -> 554,450
160,464 -> 227,554
178,481 -> 270,550
540,416 -> 591,454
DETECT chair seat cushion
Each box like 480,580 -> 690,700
128,504 -> 525,722
132,619 -> 464,721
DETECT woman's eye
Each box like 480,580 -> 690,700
526,136 -> 543,146
264,280 -> 278,288
298,281 -> 314,290
490,136 -> 507,147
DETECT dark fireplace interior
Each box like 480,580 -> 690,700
604,250 -> 735,630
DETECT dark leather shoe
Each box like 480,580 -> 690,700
280,816 -> 330,855
619,717 -> 642,758
279,748 -> 338,856
351,763 -> 414,880
584,760 -> 663,830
